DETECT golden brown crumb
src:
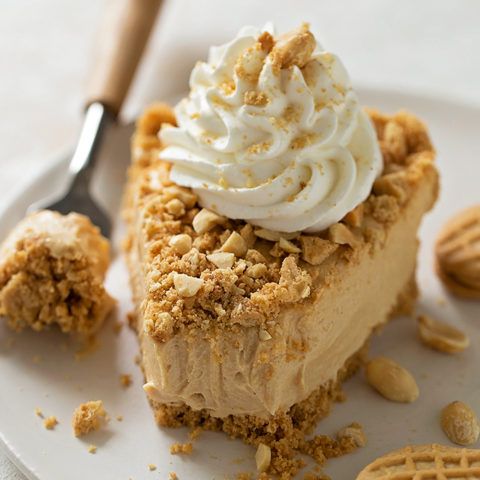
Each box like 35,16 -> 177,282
120,374 -> 133,388
244,91 -> 269,107
88,444 -> 97,454
189,427 -> 202,440
0,211 -> 114,335
169,442 -> 193,455
34,407 -> 44,418
43,416 -> 58,430
147,464 -> 157,471
258,31 -> 275,53
112,321 -> 124,334
72,400 -> 107,437
169,473 -> 178,480
116,415 -> 123,422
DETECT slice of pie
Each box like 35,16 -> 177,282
123,24 -> 438,477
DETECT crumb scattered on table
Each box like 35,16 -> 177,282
34,407 -> 44,418
88,444 -> 97,454
43,416 -> 58,430
148,464 -> 157,471
72,400 -> 107,437
189,427 -> 202,440
116,415 -> 123,422
113,320 -> 124,334
169,473 -> 178,480
170,442 -> 193,455
120,374 -> 132,388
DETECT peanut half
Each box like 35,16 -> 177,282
441,401 -> 480,446
366,356 -> 419,403
417,314 -> 469,354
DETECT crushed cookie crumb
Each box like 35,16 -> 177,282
244,91 -> 269,107
43,416 -> 58,430
258,31 -> 275,53
148,464 -> 157,471
88,444 -> 97,454
72,400 -> 107,437
112,320 -> 124,335
120,374 -> 133,388
170,442 -> 193,455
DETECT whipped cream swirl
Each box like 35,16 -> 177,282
159,25 -> 382,232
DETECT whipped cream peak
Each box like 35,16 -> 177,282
160,24 -> 382,232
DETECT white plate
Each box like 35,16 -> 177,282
0,88 -> 479,480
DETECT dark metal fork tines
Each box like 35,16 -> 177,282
27,103 -> 113,238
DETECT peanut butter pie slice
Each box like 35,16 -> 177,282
123,24 -> 439,477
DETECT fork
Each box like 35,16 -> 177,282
28,0 -> 163,238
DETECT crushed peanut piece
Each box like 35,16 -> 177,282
270,24 -> 316,70
299,236 -> 338,265
162,186 -> 197,209
441,401 -> 480,446
417,314 -> 469,354
169,234 -> 192,255
255,443 -> 272,473
43,416 -> 58,430
366,357 -> 419,403
173,273 -> 204,297
328,223 -> 359,247
165,198 -> 186,217
170,442 -> 193,455
254,228 -> 299,241
259,329 -> 272,341
279,237 -> 301,253
207,252 -> 235,269
343,204 -> 364,228
192,208 -> 227,234
72,400 -> 107,437
221,231 -> 247,257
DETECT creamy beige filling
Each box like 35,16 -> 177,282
135,177 -> 436,419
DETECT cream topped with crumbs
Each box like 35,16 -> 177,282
160,24 -> 382,232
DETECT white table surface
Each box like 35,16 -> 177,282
1,0 -> 480,478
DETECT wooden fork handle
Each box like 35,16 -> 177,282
87,0 -> 162,116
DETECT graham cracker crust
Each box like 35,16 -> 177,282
147,277 -> 417,479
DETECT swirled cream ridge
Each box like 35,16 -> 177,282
159,24 -> 382,233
